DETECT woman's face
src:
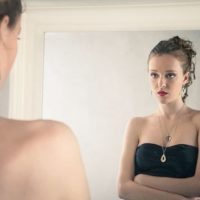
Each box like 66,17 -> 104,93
148,54 -> 189,104
0,15 -> 21,85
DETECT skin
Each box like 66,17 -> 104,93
0,15 -> 90,200
0,16 -> 21,83
117,54 -> 200,200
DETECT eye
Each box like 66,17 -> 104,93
150,72 -> 159,79
165,73 -> 176,79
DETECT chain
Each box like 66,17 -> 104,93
158,104 -> 185,162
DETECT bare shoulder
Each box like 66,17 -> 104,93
24,120 -> 89,199
127,116 -> 150,130
127,116 -> 146,127
125,116 -> 147,141
191,109 -> 200,119
18,119 -> 80,162
25,119 -> 77,148
28,119 -> 75,141
26,118 -> 73,135
0,118 -> 90,199
186,107 -> 200,122
189,108 -> 200,129
1,118 -> 77,151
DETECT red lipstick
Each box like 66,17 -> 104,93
157,91 -> 168,96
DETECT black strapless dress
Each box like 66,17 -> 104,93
135,143 -> 198,178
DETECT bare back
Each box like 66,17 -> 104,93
0,118 -> 90,200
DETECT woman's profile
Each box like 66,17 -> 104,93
0,0 -> 90,199
117,36 -> 200,200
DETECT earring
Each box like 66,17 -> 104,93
181,86 -> 186,97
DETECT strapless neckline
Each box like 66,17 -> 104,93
137,143 -> 198,149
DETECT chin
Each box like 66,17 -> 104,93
157,97 -> 181,105
156,96 -> 171,104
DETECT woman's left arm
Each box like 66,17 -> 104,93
134,115 -> 200,198
134,173 -> 200,197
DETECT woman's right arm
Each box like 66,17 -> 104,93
117,117 -> 189,200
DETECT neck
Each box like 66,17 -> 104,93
158,100 -> 185,119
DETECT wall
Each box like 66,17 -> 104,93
43,30 -> 200,200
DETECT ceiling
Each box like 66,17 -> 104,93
25,0 -> 200,6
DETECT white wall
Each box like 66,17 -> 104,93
43,31 -> 200,200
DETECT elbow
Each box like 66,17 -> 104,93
196,177 -> 200,196
192,175 -> 200,196
118,183 -> 125,199
118,182 -> 129,199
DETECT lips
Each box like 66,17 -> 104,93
157,91 -> 168,96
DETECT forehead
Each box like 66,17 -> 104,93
148,54 -> 183,72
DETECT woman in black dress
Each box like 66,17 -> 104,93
117,36 -> 199,200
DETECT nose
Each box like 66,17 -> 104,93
158,76 -> 167,89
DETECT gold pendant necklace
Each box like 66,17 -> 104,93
158,104 -> 185,163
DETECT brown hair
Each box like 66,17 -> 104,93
148,36 -> 196,102
0,0 -> 22,29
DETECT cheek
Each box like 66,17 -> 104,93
170,80 -> 183,93
149,79 -> 157,89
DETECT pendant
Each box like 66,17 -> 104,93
161,154 -> 166,163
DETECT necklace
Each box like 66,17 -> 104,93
158,104 -> 185,163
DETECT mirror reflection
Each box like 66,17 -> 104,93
43,31 -> 200,200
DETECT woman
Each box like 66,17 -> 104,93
117,36 -> 200,200
0,0 -> 90,199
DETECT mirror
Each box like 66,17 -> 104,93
43,30 -> 200,199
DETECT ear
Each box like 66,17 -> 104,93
183,71 -> 189,85
0,16 -> 10,44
